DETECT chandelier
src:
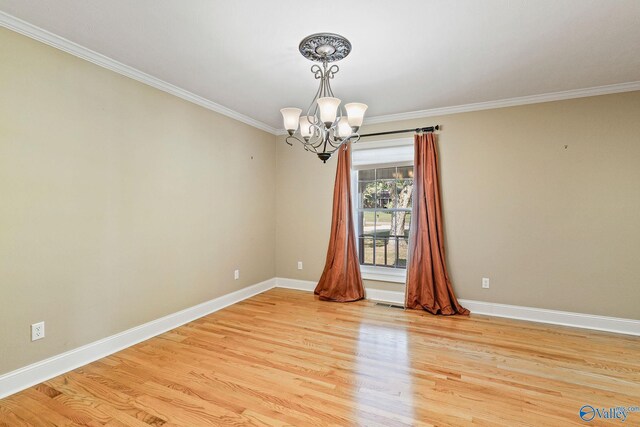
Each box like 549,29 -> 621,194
280,33 -> 368,163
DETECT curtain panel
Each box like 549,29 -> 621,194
405,133 -> 469,315
315,143 -> 365,302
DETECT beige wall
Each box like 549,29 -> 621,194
0,28 -> 276,374
2,25 -> 640,377
276,91 -> 640,320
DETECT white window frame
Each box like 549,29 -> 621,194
351,138 -> 413,284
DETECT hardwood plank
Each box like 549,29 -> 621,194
1,288 -> 638,426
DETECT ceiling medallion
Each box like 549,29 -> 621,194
281,33 -> 367,163
298,33 -> 352,63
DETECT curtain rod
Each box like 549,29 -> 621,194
358,125 -> 440,139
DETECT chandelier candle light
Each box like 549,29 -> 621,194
281,33 -> 367,163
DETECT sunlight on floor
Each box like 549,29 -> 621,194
355,319 -> 415,424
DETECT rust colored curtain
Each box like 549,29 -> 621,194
315,143 -> 364,302
405,133 -> 469,315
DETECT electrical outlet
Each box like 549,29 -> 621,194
482,278 -> 490,289
234,269 -> 239,280
297,261 -> 303,270
31,321 -> 45,341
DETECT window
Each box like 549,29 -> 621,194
355,164 -> 413,274
352,139 -> 414,282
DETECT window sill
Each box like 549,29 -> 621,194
360,266 -> 406,284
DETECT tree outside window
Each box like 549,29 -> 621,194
357,165 -> 413,269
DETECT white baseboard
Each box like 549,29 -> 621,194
3,276 -> 638,399
275,277 -> 316,292
457,299 -> 640,336
274,277 -> 402,304
364,288 -> 405,305
274,277 -> 640,336
0,278 -> 276,399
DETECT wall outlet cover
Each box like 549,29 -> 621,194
31,321 -> 45,341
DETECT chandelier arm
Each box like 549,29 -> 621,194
311,124 -> 325,144
305,138 -> 323,153
285,134 -> 307,146
308,136 -> 325,150
323,66 -> 345,127
333,131 -> 358,147
321,132 -> 330,155
327,64 -> 339,79
311,64 -> 323,79
325,131 -> 343,147
299,126 -> 323,150
314,132 -> 343,154
292,135 -> 325,155
306,83 -> 322,119
325,77 -> 335,98
324,65 -> 339,97
325,140 -> 342,149
331,134 -> 353,149
306,141 -> 321,151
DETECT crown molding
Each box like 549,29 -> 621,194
4,11 -> 639,137
274,80 -> 640,135
364,81 -> 640,125
0,11 -> 280,135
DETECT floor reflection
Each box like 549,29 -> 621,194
354,319 -> 416,425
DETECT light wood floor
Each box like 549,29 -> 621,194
1,288 -> 639,426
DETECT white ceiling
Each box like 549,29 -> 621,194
1,0 -> 639,130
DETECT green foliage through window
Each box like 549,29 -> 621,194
356,166 -> 413,269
